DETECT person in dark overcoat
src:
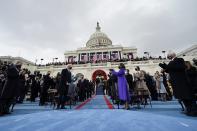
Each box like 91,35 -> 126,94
77,76 -> 87,101
125,69 -> 134,93
0,63 -> 20,114
159,52 -> 196,116
40,71 -> 52,106
57,65 -> 72,109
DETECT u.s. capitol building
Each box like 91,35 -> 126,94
36,23 -> 169,80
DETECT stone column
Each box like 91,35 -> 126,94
119,51 -> 121,60
78,53 -> 81,61
88,53 -> 90,61
65,56 -> 68,63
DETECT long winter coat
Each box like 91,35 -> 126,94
160,58 -> 193,99
1,64 -> 19,99
112,68 -> 130,101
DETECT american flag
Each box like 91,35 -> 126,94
128,53 -> 133,59
93,54 -> 97,63
111,53 -> 118,60
103,53 -> 109,60
115,53 -> 119,60
84,54 -> 88,62
98,54 -> 102,60
70,56 -> 74,63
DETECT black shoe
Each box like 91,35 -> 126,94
60,106 -> 66,109
186,111 -> 197,117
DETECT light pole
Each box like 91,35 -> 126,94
162,51 -> 166,59
41,58 -> 44,65
35,59 -> 38,65
144,52 -> 150,59
55,58 -> 58,62
52,58 -> 55,63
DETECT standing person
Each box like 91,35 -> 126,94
185,61 -> 197,113
185,61 -> 197,95
30,75 -> 36,102
77,75 -> 86,101
159,52 -> 196,116
40,71 -> 52,106
134,67 -> 150,96
108,71 -> 118,104
55,72 -> 61,91
161,69 -> 172,100
111,63 -> 130,110
0,63 -> 20,114
57,65 -> 72,109
154,71 -> 161,100
145,72 -> 157,100
125,69 -> 134,93
17,67 -> 26,103
134,67 -> 150,107
158,73 -> 167,101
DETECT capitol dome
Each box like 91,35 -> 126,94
86,22 -> 112,48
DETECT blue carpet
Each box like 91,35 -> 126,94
0,95 -> 196,131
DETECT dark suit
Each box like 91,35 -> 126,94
108,74 -> 118,101
40,74 -> 52,105
58,68 -> 71,109
186,66 -> 197,94
77,79 -> 88,101
0,64 -> 19,114
125,73 -> 134,92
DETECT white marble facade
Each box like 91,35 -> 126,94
177,44 -> 197,62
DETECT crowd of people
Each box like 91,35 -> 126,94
38,56 -> 166,66
0,62 -> 96,115
1,52 -> 197,116
102,52 -> 197,116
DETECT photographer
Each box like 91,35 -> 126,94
159,52 -> 197,116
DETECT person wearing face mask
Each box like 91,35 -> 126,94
110,63 -> 130,110
57,65 -> 72,109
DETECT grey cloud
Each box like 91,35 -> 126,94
0,0 -> 196,63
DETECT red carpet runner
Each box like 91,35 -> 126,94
103,95 -> 114,109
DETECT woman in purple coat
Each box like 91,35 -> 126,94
111,63 -> 130,109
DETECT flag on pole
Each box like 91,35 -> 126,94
84,54 -> 88,62
93,54 -> 97,63
98,53 -> 102,60
115,53 -> 119,60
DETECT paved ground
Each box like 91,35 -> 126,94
0,95 -> 196,131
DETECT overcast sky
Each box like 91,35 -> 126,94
0,0 -> 197,64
